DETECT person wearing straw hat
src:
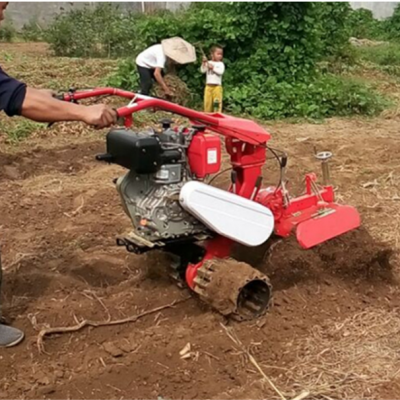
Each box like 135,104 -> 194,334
135,37 -> 196,98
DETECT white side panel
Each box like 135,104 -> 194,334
179,181 -> 274,247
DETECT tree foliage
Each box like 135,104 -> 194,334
347,8 -> 386,40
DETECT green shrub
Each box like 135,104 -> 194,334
0,20 -> 16,42
347,8 -> 386,40
21,19 -> 44,42
105,59 -> 139,89
319,2 -> 352,57
224,74 -> 388,120
383,4 -> 400,41
45,3 -> 139,58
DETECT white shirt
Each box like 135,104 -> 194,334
201,61 -> 225,85
136,44 -> 166,69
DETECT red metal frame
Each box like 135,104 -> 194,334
62,88 -> 361,290
62,88 -> 271,145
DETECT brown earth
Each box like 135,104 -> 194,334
1,43 -> 400,400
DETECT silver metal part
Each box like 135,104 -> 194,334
314,151 -> 333,186
116,169 -> 206,242
154,164 -> 182,184
112,125 -> 210,243
315,151 -> 333,161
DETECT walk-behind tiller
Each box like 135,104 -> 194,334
58,88 -> 361,320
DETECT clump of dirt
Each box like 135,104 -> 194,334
263,227 -> 395,291
153,74 -> 193,106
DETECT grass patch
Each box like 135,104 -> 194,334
356,43 -> 400,66
353,43 -> 400,79
2,119 -> 44,144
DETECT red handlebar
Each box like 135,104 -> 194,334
61,87 -> 271,145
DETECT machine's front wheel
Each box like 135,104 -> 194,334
193,258 -> 272,321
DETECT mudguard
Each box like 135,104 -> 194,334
179,181 -> 274,247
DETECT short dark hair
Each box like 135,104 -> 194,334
210,45 -> 223,54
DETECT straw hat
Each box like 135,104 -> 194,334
161,37 -> 196,64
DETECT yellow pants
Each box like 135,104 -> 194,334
204,85 -> 223,113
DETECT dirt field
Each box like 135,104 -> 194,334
2,43 -> 400,400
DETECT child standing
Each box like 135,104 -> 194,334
201,45 -> 225,113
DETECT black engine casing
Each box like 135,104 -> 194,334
103,129 -> 162,174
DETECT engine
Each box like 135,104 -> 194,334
97,120 -> 222,244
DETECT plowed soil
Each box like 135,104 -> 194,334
2,43 -> 400,400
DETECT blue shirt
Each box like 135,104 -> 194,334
0,66 -> 27,117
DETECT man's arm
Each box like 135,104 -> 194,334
21,88 -> 116,128
0,68 -> 116,128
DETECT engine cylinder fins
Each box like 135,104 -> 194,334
193,259 -> 272,321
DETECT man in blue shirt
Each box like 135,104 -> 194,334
0,2 -> 117,347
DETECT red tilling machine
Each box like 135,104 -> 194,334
58,88 -> 361,320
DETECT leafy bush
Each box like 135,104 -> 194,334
319,3 -> 352,57
0,20 -> 16,42
21,19 -> 44,42
383,4 -> 400,41
105,59 -> 139,89
224,74 -> 388,119
45,3 -> 139,58
347,8 -> 386,40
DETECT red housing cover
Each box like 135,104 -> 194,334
188,133 -> 221,178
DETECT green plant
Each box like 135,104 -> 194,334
0,51 -> 13,62
383,4 -> 400,41
356,43 -> 400,66
0,20 -> 16,42
319,3 -> 353,57
21,18 -> 44,42
104,59 -> 139,89
45,3 -> 140,58
347,8 -> 386,40
224,74 -> 388,120
5,120 -> 43,143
